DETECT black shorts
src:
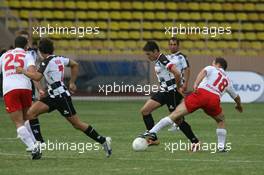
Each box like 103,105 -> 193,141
40,94 -> 76,117
151,90 -> 183,112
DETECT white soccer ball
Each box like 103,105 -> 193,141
132,137 -> 148,151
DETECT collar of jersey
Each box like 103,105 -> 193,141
15,48 -> 25,51
155,53 -> 163,62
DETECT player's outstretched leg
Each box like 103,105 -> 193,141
66,115 -> 112,158
10,111 -> 41,160
149,101 -> 188,134
29,118 -> 45,143
212,113 -> 227,152
140,99 -> 161,145
146,101 -> 200,151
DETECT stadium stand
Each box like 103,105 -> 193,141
0,0 -> 263,56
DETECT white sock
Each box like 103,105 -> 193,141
24,120 -> 36,143
149,117 -> 174,133
216,128 -> 227,150
17,126 -> 35,150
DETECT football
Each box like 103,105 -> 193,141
132,137 -> 148,151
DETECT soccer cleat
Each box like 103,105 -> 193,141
218,148 -> 228,153
31,142 -> 42,160
140,131 -> 160,146
26,142 -> 46,152
102,137 -> 112,158
168,124 -> 180,132
190,142 -> 201,152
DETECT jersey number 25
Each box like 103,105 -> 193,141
4,53 -> 25,71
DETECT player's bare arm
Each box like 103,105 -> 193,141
169,65 -> 181,91
33,81 -> 45,98
234,95 -> 243,113
68,59 -> 79,94
182,67 -> 190,92
16,66 -> 43,81
193,69 -> 207,91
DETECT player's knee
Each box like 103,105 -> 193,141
70,120 -> 83,130
140,107 -> 150,116
71,122 -> 81,130
26,109 -> 36,120
217,120 -> 225,128
175,117 -> 183,125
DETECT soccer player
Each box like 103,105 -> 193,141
145,58 -> 243,152
16,38 -> 112,158
141,41 -> 200,148
166,37 -> 191,132
0,36 -> 41,159
16,30 -> 46,148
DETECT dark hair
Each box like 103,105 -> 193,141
143,40 -> 159,52
215,57 -> 227,70
0,48 -> 7,57
14,36 -> 28,49
16,30 -> 29,37
39,38 -> 54,54
169,37 -> 180,45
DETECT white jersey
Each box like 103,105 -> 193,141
154,53 -> 177,92
166,51 -> 189,84
0,48 -> 35,95
38,55 -> 70,97
198,66 -> 237,99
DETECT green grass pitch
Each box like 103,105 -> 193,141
0,100 -> 263,175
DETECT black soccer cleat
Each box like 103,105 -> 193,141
140,131 -> 160,146
218,148 -> 228,153
31,142 -> 42,160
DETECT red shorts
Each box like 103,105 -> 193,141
184,88 -> 222,117
4,89 -> 32,113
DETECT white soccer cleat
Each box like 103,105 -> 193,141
102,137 -> 112,158
168,123 -> 180,132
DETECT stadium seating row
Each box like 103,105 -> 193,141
3,9 -> 264,21
53,40 -> 263,50
2,1 -> 264,12
55,48 -> 260,57
5,19 -> 264,32
1,0 -> 263,56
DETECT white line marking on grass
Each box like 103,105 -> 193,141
0,138 -> 18,140
0,152 -> 263,164
0,138 -> 18,142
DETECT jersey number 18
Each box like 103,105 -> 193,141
213,72 -> 228,92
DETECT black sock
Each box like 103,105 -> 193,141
29,118 -> 45,143
179,121 -> 199,143
84,126 -> 106,144
143,114 -> 154,130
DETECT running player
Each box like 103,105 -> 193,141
166,37 -> 191,132
0,36 -> 41,159
141,40 -> 199,147
16,38 -> 112,158
145,58 -> 243,152
16,30 -> 46,149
